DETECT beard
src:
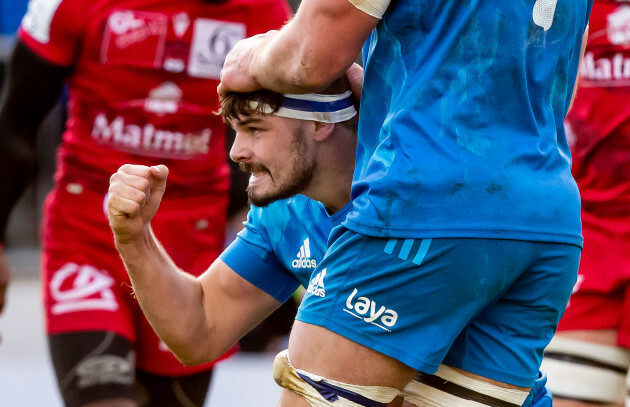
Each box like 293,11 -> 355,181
240,132 -> 315,207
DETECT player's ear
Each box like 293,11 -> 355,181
312,121 -> 335,142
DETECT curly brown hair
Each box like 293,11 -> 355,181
218,76 -> 357,130
218,90 -> 284,123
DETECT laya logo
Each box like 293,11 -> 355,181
344,288 -> 398,332
306,269 -> 326,298
49,263 -> 119,315
292,238 -> 317,268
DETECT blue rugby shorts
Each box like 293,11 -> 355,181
296,227 -> 581,387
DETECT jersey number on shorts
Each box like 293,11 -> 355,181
533,0 -> 558,31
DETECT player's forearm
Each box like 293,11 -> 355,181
250,30 -> 339,93
115,228 -> 215,364
250,0 -> 370,93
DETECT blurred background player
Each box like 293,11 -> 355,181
540,1 -> 630,406
0,0 -> 290,405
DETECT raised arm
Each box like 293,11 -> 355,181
218,0 -> 379,95
108,164 -> 282,365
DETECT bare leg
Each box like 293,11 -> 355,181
277,321 -> 415,407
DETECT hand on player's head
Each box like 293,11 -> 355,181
217,31 -> 277,97
107,164 -> 169,244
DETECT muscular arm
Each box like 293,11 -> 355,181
219,0 -> 379,94
117,233 -> 282,364
109,165 -> 283,365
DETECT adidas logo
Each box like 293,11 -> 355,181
292,238 -> 317,268
307,269 -> 326,297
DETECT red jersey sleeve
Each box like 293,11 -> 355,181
245,0 -> 292,36
17,0 -> 87,66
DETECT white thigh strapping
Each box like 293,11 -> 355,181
272,349 -> 401,407
403,365 -> 529,407
541,336 -> 630,404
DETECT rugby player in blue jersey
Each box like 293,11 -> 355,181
216,0 -> 594,406
108,77 -> 553,406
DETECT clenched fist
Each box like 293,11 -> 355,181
108,164 -> 169,245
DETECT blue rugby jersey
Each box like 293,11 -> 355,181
220,195 -> 352,301
344,0 -> 592,246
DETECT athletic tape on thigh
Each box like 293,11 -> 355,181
346,0 -> 391,19
402,365 -> 529,407
272,349 -> 400,407
249,92 -> 357,124
540,336 -> 630,404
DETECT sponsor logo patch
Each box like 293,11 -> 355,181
50,263 -> 118,315
188,18 -> 246,79
76,352 -> 134,388
91,112 -> 212,158
343,288 -> 398,332
580,52 -> 630,85
306,269 -> 326,298
101,10 -> 168,69
292,238 -> 317,269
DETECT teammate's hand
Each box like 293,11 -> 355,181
0,250 -> 11,344
107,164 -> 169,245
217,31 -> 277,97
346,63 -> 363,108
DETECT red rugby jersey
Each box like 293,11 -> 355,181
18,0 -> 290,196
567,0 -> 630,233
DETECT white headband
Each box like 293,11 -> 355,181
250,91 -> 357,123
